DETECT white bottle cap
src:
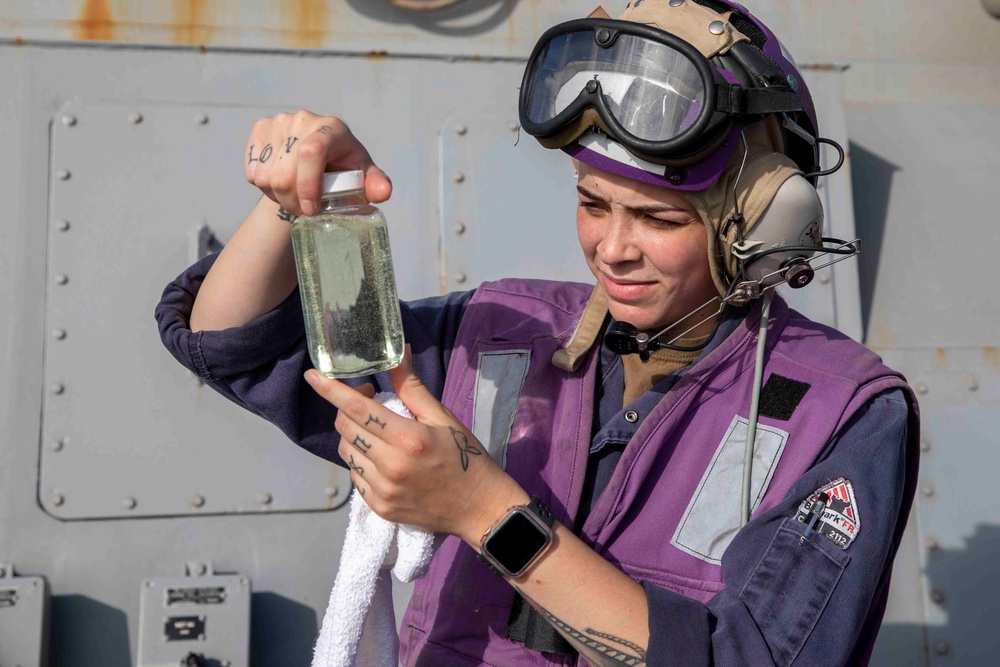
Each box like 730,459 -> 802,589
322,170 -> 365,194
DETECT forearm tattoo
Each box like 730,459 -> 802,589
365,414 -> 386,429
538,606 -> 646,666
348,454 -> 365,477
449,426 -> 481,471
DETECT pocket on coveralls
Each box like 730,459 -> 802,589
739,517 -> 850,666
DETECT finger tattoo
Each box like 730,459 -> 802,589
450,426 -> 481,472
365,414 -> 387,429
259,143 -> 274,163
348,454 -> 365,477
248,144 -> 258,164
277,207 -> 297,223
317,125 -> 333,134
352,434 -> 372,451
285,136 -> 299,153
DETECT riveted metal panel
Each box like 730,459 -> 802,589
40,103 -> 347,519
440,113 -> 590,290
878,347 -> 1000,667
138,573 -> 250,667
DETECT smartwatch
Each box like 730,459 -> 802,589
477,496 -> 555,578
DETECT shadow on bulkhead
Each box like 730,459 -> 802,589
848,142 -> 899,343
873,523 -> 1000,666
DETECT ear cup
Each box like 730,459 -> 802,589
733,174 -> 823,287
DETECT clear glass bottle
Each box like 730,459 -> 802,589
291,170 -> 404,378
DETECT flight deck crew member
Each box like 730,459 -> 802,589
156,1 -> 919,665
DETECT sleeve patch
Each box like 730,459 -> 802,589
794,478 -> 860,550
758,373 -> 811,421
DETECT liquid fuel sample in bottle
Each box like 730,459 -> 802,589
291,170 -> 404,378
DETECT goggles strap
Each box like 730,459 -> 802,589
716,85 -> 803,116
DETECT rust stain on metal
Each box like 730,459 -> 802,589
283,0 -> 331,49
984,346 -> 999,372
172,0 -> 217,46
75,0 -> 116,42
14,36 -> 24,47
801,63 -> 851,72
935,347 -> 947,372
366,50 -> 389,59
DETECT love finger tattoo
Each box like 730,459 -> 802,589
365,414 -> 387,430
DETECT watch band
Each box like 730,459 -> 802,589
525,496 -> 555,527
478,496 -> 554,577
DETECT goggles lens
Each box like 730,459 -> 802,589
523,29 -> 707,143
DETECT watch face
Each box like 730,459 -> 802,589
485,510 -> 550,575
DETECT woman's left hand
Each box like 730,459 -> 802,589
304,348 -> 525,543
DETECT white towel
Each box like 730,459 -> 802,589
312,393 -> 438,667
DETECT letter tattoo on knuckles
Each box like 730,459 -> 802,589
285,136 -> 298,153
348,454 -> 365,477
450,427 -> 481,472
365,414 -> 387,430
352,434 -> 373,452
248,143 -> 276,165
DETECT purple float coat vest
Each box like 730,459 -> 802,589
399,279 -> 912,667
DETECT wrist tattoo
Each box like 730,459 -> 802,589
450,426 -> 481,471
277,207 -> 297,223
285,136 -> 299,153
365,414 -> 386,429
352,434 -> 372,451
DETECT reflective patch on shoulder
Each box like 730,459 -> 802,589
794,478 -> 861,550
672,415 -> 789,564
472,350 -> 531,470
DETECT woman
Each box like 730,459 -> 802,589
157,1 -> 918,665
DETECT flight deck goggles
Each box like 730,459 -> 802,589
519,19 -> 804,164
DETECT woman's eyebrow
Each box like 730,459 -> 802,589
576,185 -> 688,214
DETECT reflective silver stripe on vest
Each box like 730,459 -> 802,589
472,350 -> 532,470
671,415 -> 790,564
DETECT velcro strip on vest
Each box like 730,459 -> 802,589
758,374 -> 811,421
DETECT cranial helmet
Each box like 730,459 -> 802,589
519,0 -> 846,296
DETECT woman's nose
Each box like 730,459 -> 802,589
597,219 -> 642,265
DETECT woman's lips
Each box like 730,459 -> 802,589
600,273 -> 656,301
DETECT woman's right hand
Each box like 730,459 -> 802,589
244,110 -> 392,216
